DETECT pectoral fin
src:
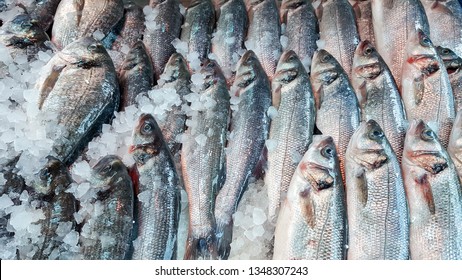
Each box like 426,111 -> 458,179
414,173 -> 435,215
38,64 -> 66,109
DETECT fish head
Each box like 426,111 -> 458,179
405,29 -> 440,76
33,156 -> 71,195
352,40 -> 383,81
273,50 -> 304,86
59,37 -> 110,68
234,50 -> 262,89
130,114 -> 165,166
121,41 -> 151,71
92,155 -> 127,184
348,120 -> 390,170
310,49 -> 341,89
436,46 -> 462,74
403,120 -> 448,174
201,59 -> 226,89
162,52 -> 189,82
3,13 -> 49,48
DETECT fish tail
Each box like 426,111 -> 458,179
215,219 -> 234,260
183,233 -> 219,260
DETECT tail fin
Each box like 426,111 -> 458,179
215,219 -> 234,260
183,233 -> 219,260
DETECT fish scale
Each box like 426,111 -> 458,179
437,47 -> 462,113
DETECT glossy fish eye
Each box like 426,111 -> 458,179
369,128 -> 384,140
101,164 -> 112,174
421,128 -> 434,141
321,145 -> 334,158
442,48 -> 450,55
321,54 -> 332,63
142,122 -> 153,134
364,47 -> 373,55
88,43 -> 99,51
421,36 -> 431,47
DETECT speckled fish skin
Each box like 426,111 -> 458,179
130,114 -> 181,260
402,120 -> 462,259
437,46 -> 462,113
352,40 -> 407,161
448,111 -> 462,182
273,136 -> 346,260
345,120 -> 409,259
371,0 -> 429,88
158,53 -> 191,156
51,0 -> 80,49
180,0 -> 215,61
317,0 -> 359,79
118,41 -> 154,109
246,0 -> 282,79
310,49 -> 360,182
211,0 -> 248,84
143,0 -> 183,80
420,0 -> 462,59
28,0 -> 61,31
181,60 -> 229,260
266,50 -> 315,222
214,50 -> 271,259
280,0 -> 318,70
350,0 -> 375,46
36,37 -> 120,165
401,29 -> 455,148
28,157 -> 76,260
80,156 -> 134,260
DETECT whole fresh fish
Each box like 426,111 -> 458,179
280,0 -> 318,71
402,120 -> 462,259
273,136 -> 346,260
317,0 -> 359,79
420,0 -> 462,58
437,46 -> 462,113
143,0 -> 183,80
130,114 -> 181,260
35,37 -> 120,165
345,120 -> 409,259
118,41 -> 154,109
31,157 -> 76,260
181,60 -> 229,260
211,0 -> 248,84
51,0 -> 79,49
350,0 -> 375,46
81,155 -> 134,260
214,50 -> 271,259
351,40 -> 407,160
29,0 -> 62,31
448,111 -> 462,182
266,50 -> 315,222
310,49 -> 360,181
180,0 -> 215,61
371,0 -> 429,88
246,0 -> 282,79
401,29 -> 455,148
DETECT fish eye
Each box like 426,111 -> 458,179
39,168 -> 50,180
368,128 -> 384,140
321,145 -> 334,158
288,54 -> 296,61
421,128 -> 434,141
88,43 -> 99,51
364,47 -> 373,56
421,37 -> 432,47
20,22 -> 32,29
141,122 -> 153,134
207,61 -> 216,68
101,164 -> 112,175
321,54 -> 332,63
442,48 -> 450,55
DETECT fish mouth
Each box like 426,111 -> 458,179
304,162 -> 330,173
410,150 -> 440,157
273,68 -> 298,82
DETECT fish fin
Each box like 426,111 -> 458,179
184,233 -> 219,260
352,2 -> 361,19
216,219 -> 233,260
272,84 -> 282,109
413,74 -> 425,105
74,0 -> 85,26
356,81 -> 368,110
38,64 -> 66,109
300,188 -> 316,229
355,168 -> 368,208
313,85 -> 324,110
315,1 -> 323,21
414,173 -> 435,215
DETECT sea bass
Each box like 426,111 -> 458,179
350,0 -> 375,46
448,111 -> 462,182
402,120 -> 462,259
266,50 -> 315,222
437,46 -> 462,113
273,136 -> 346,260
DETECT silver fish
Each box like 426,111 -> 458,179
437,46 -> 462,113
350,0 -> 375,46
448,111 -> 462,182
29,0 -> 62,31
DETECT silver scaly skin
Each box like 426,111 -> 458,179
273,136 -> 346,260
402,120 -> 462,259
345,120 -> 409,259
448,111 -> 462,184
437,46 -> 462,113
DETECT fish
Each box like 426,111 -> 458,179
180,0 -> 215,61
51,0 -> 80,49
246,0 -> 282,79
279,0 -> 318,71
317,0 -> 359,79
181,60 -> 229,260
401,29 -> 455,148
351,40 -> 407,160
35,36 -> 120,165
30,157 -> 76,260
80,155 -> 134,260
310,49 -> 360,182
266,50 -> 316,222
448,111 -> 462,182
143,0 -> 183,80
402,119 -> 462,259
29,0 -> 62,31
214,50 -> 271,259
371,0 -> 429,88
211,0 -> 248,84
350,0 -> 375,46
118,41 -> 154,109
437,46 -> 462,113
345,120 -> 409,259
130,114 -> 181,260
420,0 -> 462,58
273,136 -> 346,260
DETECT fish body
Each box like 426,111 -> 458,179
30,0 -> 62,31
448,112 -> 462,182
350,0 -> 375,46
437,46 -> 462,113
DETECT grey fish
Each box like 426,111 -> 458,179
246,0 -> 282,79
214,50 -> 271,259
211,0 -> 248,84
345,120 -> 409,259
402,120 -> 462,259
420,0 -> 462,58
143,0 -> 183,80
280,0 -> 318,71
51,0 -> 80,49
180,0 -> 215,61
29,0 -> 62,31
118,41 -> 154,109
317,0 -> 359,79
181,60 -> 229,260
448,111 -> 462,182
310,49 -> 360,182
130,114 -> 181,260
273,136 -> 346,260
35,37 -> 120,165
350,0 -> 375,46
371,0 -> 429,88
401,29 -> 455,148
437,46 -> 462,113
266,50 -> 315,222
81,155 -> 134,260
351,40 -> 407,161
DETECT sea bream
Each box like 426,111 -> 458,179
29,0 -> 62,31
437,46 -> 462,113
